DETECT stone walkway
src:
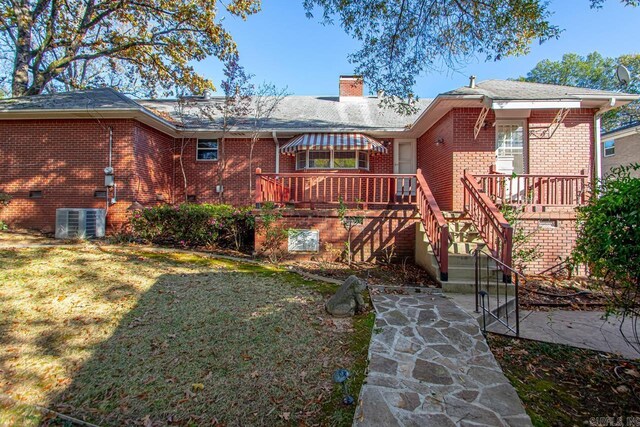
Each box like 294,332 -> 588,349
489,310 -> 640,360
353,290 -> 531,426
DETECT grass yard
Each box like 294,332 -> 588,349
0,246 -> 373,426
488,334 -> 640,426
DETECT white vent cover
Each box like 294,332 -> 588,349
288,229 -> 319,252
55,208 -> 106,239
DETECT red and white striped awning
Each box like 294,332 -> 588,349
280,133 -> 388,155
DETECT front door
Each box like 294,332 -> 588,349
394,139 -> 417,195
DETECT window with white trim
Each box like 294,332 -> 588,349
196,139 -> 218,161
495,121 -> 525,174
295,150 -> 369,170
296,151 -> 306,170
308,151 -> 331,168
604,139 -> 615,157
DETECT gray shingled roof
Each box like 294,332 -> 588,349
0,87 -> 139,111
445,79 -> 631,100
602,120 -> 640,136
139,96 -> 432,131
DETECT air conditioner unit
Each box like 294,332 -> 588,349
55,208 -> 106,239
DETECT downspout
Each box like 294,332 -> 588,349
272,131 -> 280,173
594,97 -> 616,182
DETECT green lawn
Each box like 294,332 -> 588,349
0,246 -> 372,426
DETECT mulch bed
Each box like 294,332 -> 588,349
488,334 -> 640,426
519,275 -> 609,311
285,260 -> 440,288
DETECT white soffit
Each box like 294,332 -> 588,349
494,109 -> 531,119
491,100 -> 582,110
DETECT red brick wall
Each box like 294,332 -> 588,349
517,212 -> 578,273
416,108 -> 595,211
174,137 -> 276,205
528,109 -> 594,179
0,119 -> 139,231
133,123 -> 175,205
254,209 -> 418,262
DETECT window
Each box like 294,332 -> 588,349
196,139 -> 218,161
334,151 -> 357,168
358,152 -> 368,169
496,121 -> 525,174
295,150 -> 369,170
604,139 -> 615,157
94,190 -> 107,198
296,151 -> 306,170
29,190 -> 42,198
308,151 -> 331,168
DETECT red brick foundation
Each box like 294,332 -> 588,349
515,211 -> 578,273
254,209 -> 419,263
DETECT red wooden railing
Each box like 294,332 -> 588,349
255,169 -> 416,208
255,168 -> 450,280
462,170 -> 513,273
416,169 -> 449,281
474,169 -> 587,209
255,168 -> 290,206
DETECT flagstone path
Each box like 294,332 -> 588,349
353,289 -> 531,427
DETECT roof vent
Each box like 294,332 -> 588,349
469,75 -> 477,89
203,90 -> 211,100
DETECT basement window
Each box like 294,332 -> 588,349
29,191 -> 42,198
196,139 -> 218,161
186,194 -> 197,202
94,190 -> 107,198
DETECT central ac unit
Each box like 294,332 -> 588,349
55,208 -> 106,239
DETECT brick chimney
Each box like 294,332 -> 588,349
339,75 -> 364,101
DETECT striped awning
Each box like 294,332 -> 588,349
280,133 -> 388,155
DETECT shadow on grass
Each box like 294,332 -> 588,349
41,266 -> 358,426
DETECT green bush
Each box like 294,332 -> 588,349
129,203 -> 254,250
573,163 -> 640,350
0,192 -> 11,230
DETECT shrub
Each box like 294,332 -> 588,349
129,203 -> 254,250
0,192 -> 11,230
256,202 -> 289,263
573,163 -> 640,351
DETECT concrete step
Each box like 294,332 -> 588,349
442,211 -> 468,221
449,230 -> 482,242
448,242 -> 485,255
447,292 -> 517,329
441,278 -> 513,294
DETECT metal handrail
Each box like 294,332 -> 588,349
474,248 -> 524,337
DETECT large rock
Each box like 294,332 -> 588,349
325,275 -> 366,317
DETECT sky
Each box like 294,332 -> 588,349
194,1 -> 640,98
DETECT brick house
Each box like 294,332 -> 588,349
601,121 -> 640,178
1,77 -> 637,281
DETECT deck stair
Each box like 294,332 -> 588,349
416,211 -> 518,329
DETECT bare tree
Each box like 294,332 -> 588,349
248,83 -> 289,192
197,58 -> 253,203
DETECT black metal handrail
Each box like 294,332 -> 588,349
474,248 -> 524,337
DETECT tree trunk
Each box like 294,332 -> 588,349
12,7 -> 33,97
